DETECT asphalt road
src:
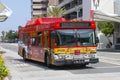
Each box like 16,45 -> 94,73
1,43 -> 120,80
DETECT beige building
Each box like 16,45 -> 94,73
31,0 -> 60,18
48,0 -> 59,6
31,0 -> 48,18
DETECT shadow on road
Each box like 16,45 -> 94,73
13,58 -> 94,70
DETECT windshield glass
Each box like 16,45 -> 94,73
53,29 -> 95,46
77,30 -> 95,46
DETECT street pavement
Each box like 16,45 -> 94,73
0,43 -> 120,80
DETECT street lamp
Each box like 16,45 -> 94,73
93,0 -> 100,10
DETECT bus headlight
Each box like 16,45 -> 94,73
58,54 -> 65,59
53,54 -> 73,60
53,54 -> 65,60
65,54 -> 73,59
53,55 -> 59,59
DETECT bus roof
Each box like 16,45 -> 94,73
25,18 -> 66,27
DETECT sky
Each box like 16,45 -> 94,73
0,0 -> 31,34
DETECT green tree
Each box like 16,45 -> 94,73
1,31 -> 6,41
98,22 -> 114,36
98,21 -> 115,47
5,30 -> 18,40
47,6 -> 66,17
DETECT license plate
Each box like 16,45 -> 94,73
73,54 -> 83,59
73,55 -> 80,59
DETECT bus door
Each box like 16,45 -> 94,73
29,32 -> 43,61
32,31 -> 49,62
37,32 -> 45,61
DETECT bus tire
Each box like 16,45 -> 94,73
45,53 -> 51,67
22,49 -> 27,61
81,63 -> 88,67
18,51 -> 19,55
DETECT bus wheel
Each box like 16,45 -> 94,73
22,50 -> 27,61
81,63 -> 88,67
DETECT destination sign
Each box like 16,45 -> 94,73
60,22 -> 91,28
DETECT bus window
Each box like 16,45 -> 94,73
32,37 -> 37,46
51,31 -> 56,48
38,32 -> 42,47
44,31 -> 48,48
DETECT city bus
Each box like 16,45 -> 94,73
18,18 -> 99,67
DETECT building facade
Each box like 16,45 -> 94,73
31,0 -> 48,18
114,0 -> 120,49
57,0 -> 83,20
57,0 -> 114,20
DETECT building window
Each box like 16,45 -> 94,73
33,2 -> 41,4
33,8 -> 47,11
77,0 -> 82,5
33,9 -> 41,11
62,0 -> 82,11
65,3 -> 70,10
33,1 -> 48,4
117,38 -> 120,43
59,0 -> 64,4
70,12 -> 77,19
70,1 -> 75,8
78,8 -> 83,17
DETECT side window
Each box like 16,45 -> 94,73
56,32 -> 61,46
51,31 -> 56,48
32,37 -> 37,46
44,31 -> 48,48
38,32 -> 42,47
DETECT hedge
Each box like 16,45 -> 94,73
0,55 -> 10,80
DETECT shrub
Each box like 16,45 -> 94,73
0,55 -> 10,80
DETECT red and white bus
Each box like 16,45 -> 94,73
18,18 -> 99,66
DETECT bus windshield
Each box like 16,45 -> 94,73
53,29 -> 96,47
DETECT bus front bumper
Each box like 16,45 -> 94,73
53,58 -> 99,66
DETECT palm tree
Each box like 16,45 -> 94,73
47,6 -> 66,17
